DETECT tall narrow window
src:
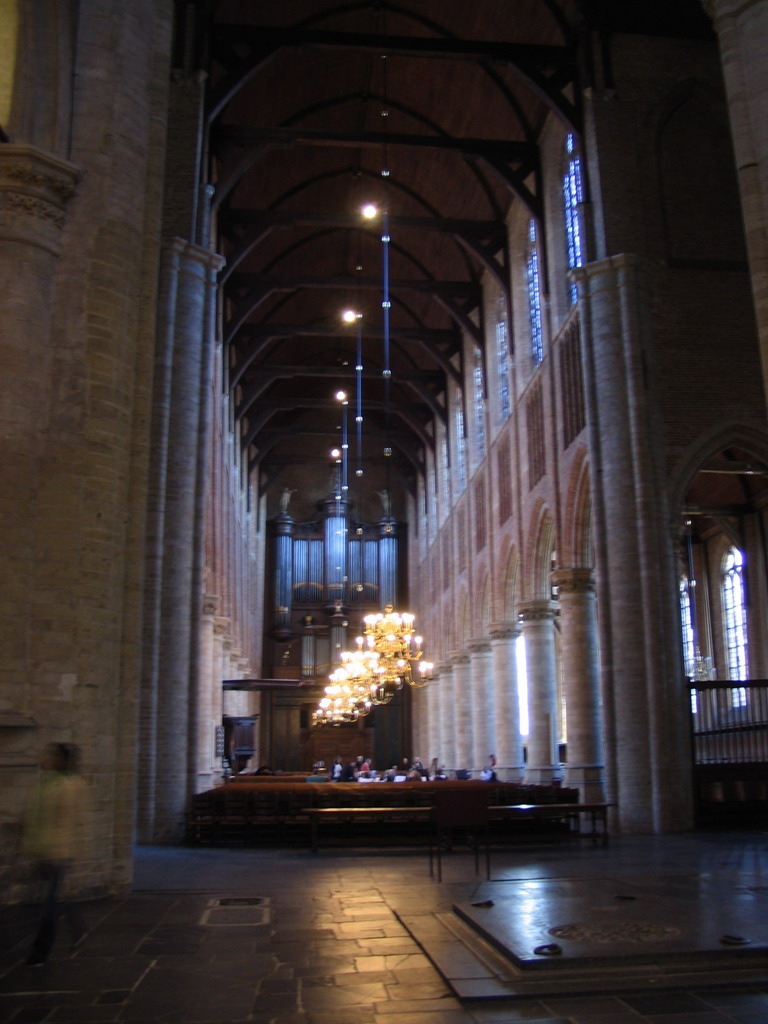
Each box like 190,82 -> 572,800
679,576 -> 695,677
563,133 -> 584,304
472,345 -> 486,461
455,389 -> 466,491
527,219 -> 543,365
496,295 -> 511,421
439,429 -> 450,515
722,546 -> 748,681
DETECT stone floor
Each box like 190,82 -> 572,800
2,831 -> 768,1023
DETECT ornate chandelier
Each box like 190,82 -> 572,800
312,605 -> 433,726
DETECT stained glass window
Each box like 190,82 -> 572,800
563,133 -> 584,304
723,546 -> 748,682
527,219 -> 543,365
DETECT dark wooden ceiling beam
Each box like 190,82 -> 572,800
223,275 -> 481,347
219,208 -> 507,243
219,208 -> 510,292
241,399 -> 433,456
249,426 -> 425,481
231,322 -> 460,344
229,326 -> 462,394
212,25 -> 570,67
226,272 -> 480,299
209,27 -> 578,128
683,504 -> 753,517
235,365 -> 446,425
213,124 -> 538,164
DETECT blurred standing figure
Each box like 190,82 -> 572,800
22,743 -> 89,965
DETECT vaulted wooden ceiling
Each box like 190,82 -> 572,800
184,0 -> 713,524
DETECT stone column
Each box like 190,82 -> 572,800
196,594 -> 219,793
704,0 -> 768,398
519,600 -> 559,784
0,144 -> 79,645
411,684 -> 430,767
146,240 -> 224,841
489,622 -> 524,779
438,660 -> 456,771
468,638 -> 494,773
574,255 -> 692,832
425,672 -> 441,768
552,569 -> 605,801
0,143 -> 79,833
450,650 -> 473,771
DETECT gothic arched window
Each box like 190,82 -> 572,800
563,133 -> 584,304
722,546 -> 748,681
439,428 -> 450,516
527,219 -> 543,365
496,294 -> 511,422
679,576 -> 695,676
472,345 -> 486,460
455,387 -> 466,491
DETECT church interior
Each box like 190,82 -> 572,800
2,1 -> 768,1012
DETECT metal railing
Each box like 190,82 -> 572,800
690,680 -> 768,764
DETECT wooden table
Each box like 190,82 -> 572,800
303,806 -> 433,852
489,802 -> 614,846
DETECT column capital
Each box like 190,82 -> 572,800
0,143 -> 80,254
571,252 -> 660,298
552,567 -> 595,595
202,594 -> 219,617
448,649 -> 470,666
162,235 -> 226,273
489,621 -> 521,641
213,615 -> 230,636
518,599 -> 557,623
468,637 -> 491,654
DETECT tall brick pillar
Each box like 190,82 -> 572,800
424,673 -> 440,767
0,146 -> 79,849
468,638 -> 494,772
450,650 -> 472,770
0,144 -> 79,663
196,594 -> 220,791
489,622 -> 524,780
552,568 -> 605,801
574,254 -> 692,832
519,600 -> 559,784
437,660 -> 456,771
139,239 -> 223,842
704,0 -> 768,399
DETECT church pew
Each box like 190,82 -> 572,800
185,780 -> 579,846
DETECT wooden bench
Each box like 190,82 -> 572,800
303,802 -> 614,853
489,802 -> 614,846
304,806 -> 433,852
185,780 -> 581,846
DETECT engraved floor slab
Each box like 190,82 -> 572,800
456,876 -> 768,967
397,873 -> 768,1000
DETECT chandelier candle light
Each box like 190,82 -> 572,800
312,605 -> 433,726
